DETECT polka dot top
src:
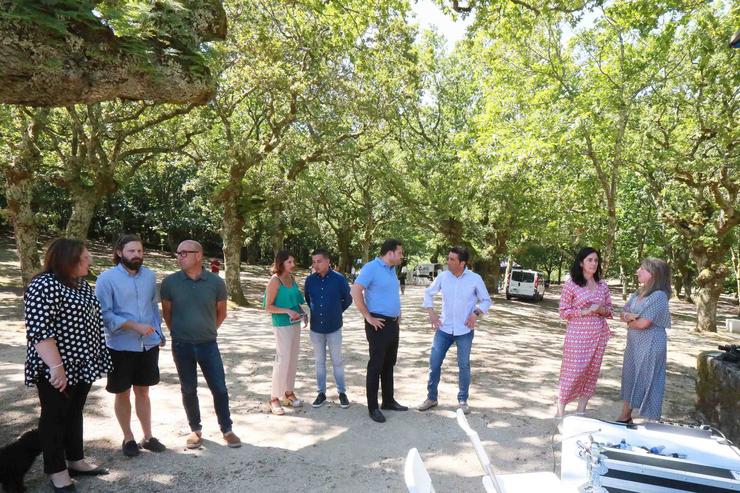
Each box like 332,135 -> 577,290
24,273 -> 113,387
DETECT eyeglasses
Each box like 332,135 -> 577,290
176,250 -> 200,257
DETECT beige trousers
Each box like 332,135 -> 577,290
271,325 -> 301,398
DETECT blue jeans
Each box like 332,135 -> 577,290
171,340 -> 232,433
426,329 -> 474,402
309,329 -> 346,394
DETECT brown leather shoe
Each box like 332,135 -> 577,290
186,431 -> 202,449
223,431 -> 242,448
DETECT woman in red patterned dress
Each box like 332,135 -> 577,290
555,247 -> 613,417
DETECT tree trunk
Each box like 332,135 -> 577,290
222,196 -> 248,306
619,263 -> 628,300
502,255 -> 513,296
3,108 -> 47,285
557,255 -> 563,284
0,1 -> 227,106
336,230 -> 352,274
270,202 -> 285,255
693,248 -> 727,332
731,247 -> 740,316
65,190 -> 98,240
490,261 -> 502,295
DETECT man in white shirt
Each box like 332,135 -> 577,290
417,246 -> 492,414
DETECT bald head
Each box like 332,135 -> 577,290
178,240 -> 202,253
176,239 -> 204,275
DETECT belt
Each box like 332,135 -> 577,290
370,313 -> 400,322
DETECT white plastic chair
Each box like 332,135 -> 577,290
456,409 -> 505,493
457,409 -> 574,493
404,447 -> 436,493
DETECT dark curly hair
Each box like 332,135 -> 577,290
569,247 -> 602,287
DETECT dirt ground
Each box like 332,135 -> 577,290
1,238 -> 738,492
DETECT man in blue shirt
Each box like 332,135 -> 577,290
351,238 -> 407,423
304,249 -> 353,409
418,246 -> 492,415
96,234 -> 166,457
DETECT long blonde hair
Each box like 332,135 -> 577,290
639,258 -> 672,298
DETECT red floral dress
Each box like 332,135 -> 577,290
557,279 -> 613,405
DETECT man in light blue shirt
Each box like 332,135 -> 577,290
351,238 -> 407,423
96,234 -> 166,457
418,246 -> 491,415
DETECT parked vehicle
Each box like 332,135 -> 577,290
412,263 -> 443,280
506,268 -> 546,301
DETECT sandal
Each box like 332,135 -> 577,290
282,391 -> 303,408
269,398 -> 285,415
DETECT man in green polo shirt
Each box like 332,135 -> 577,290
160,240 -> 241,449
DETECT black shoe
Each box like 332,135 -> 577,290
122,439 -> 140,457
369,409 -> 386,423
140,437 -> 166,452
338,392 -> 350,409
312,392 -> 327,408
49,481 -> 76,492
381,400 -> 408,411
68,466 -> 109,477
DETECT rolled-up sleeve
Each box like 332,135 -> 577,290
25,281 -> 58,344
95,276 -> 128,335
422,275 -> 442,308
475,278 -> 492,313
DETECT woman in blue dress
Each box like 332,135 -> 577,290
617,258 -> 672,423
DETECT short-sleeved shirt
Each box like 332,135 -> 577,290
354,257 -> 401,317
160,269 -> 227,343
24,273 -> 113,386
624,290 -> 671,330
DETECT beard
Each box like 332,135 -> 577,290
122,257 -> 143,271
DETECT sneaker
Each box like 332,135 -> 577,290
417,399 -> 438,411
185,431 -> 203,449
458,401 -> 470,415
223,431 -> 242,448
338,392 -> 350,409
139,437 -> 166,452
312,392 -> 327,408
122,439 -> 140,457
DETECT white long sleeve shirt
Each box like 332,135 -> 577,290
422,268 -> 492,336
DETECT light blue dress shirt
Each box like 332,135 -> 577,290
422,268 -> 492,336
355,257 -> 401,317
95,263 -> 164,351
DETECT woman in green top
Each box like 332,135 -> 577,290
264,250 -> 307,415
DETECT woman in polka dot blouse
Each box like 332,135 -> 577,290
24,239 -> 113,491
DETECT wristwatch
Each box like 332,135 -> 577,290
473,309 -> 483,317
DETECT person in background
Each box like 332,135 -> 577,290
24,239 -> 113,492
617,258 -> 672,423
556,247 -> 613,417
264,250 -> 307,415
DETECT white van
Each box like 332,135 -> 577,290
506,269 -> 546,301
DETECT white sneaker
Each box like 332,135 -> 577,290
458,401 -> 470,415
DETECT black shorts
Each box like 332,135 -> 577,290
106,347 -> 160,393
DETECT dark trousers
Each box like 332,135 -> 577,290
36,379 -> 92,474
171,340 -> 232,433
365,314 -> 399,411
